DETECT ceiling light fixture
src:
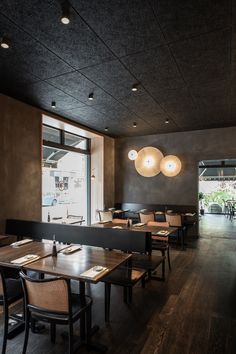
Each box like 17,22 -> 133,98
61,3 -> 70,25
160,155 -> 182,177
131,84 -> 138,92
88,92 -> 94,100
0,37 -> 11,49
51,101 -> 56,109
105,127 -> 108,131
128,150 -> 138,161
133,122 -> 137,128
165,119 -> 169,124
135,147 -> 164,177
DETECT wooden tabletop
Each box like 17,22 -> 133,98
24,246 -> 131,283
91,222 -> 177,235
0,235 -> 9,241
0,241 -> 68,269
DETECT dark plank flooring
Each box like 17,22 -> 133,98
1,215 -> 236,353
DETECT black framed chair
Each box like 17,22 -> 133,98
97,210 -> 113,222
0,268 -> 24,354
102,266 -> 146,322
19,272 -> 92,354
165,213 -> 186,250
147,221 -> 171,272
139,211 -> 155,224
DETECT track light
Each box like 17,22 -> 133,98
165,119 -> 169,124
131,84 -> 138,92
51,101 -> 56,109
0,37 -> 11,49
133,122 -> 137,128
88,92 -> 94,100
61,2 -> 70,24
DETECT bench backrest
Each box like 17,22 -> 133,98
6,219 -> 151,254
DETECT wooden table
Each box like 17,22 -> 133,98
0,241 -> 68,269
24,245 -> 131,283
92,221 -> 177,235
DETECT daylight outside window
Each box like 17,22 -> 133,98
42,125 -> 89,225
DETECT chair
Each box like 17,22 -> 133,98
139,212 -> 154,224
0,268 -> 24,354
165,213 -> 186,249
19,272 -> 92,354
112,218 -> 128,225
102,266 -> 146,322
147,221 -> 171,271
98,210 -> 113,222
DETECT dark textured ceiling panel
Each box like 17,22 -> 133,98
0,0 -> 235,137
71,0 -> 165,57
150,0 -> 231,42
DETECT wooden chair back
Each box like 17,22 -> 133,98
165,213 -> 182,227
139,212 -> 154,224
21,273 -> 69,313
98,210 -> 113,222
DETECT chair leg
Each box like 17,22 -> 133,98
104,283 -> 111,322
68,322 -> 74,354
141,275 -> 146,288
167,246 -> 171,271
2,301 -> 8,354
85,304 -> 92,345
50,323 -> 56,343
162,255 -> 165,281
127,287 -> 132,304
23,310 -> 30,354
123,287 -> 128,303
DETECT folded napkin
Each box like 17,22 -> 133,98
80,266 -> 108,279
114,209 -> 123,213
185,213 -> 195,216
61,245 -> 82,254
155,211 -> 164,214
153,230 -> 169,236
11,239 -> 33,247
112,226 -> 123,229
11,254 -> 39,265
133,222 -> 145,227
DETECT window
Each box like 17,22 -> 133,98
42,124 -> 90,225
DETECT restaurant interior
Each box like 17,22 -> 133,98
0,1 -> 236,353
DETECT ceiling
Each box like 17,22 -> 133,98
0,0 -> 235,137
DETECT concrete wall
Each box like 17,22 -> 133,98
115,127 -> 236,208
0,94 -> 42,232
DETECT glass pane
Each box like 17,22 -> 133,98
42,146 -> 88,225
64,131 -> 87,150
43,125 -> 60,143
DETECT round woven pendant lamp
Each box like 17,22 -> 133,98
160,155 -> 182,177
135,147 -> 164,177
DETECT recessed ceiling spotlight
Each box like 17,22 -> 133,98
165,119 -> 169,124
88,92 -> 94,100
51,101 -> 56,109
104,127 -> 108,131
0,37 -> 11,49
61,2 -> 70,24
133,122 -> 137,128
61,15 -> 70,24
131,84 -> 138,92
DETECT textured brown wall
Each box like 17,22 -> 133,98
0,94 -> 42,233
115,127 -> 236,208
104,136 -> 115,208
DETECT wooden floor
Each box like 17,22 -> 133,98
1,214 -> 236,354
